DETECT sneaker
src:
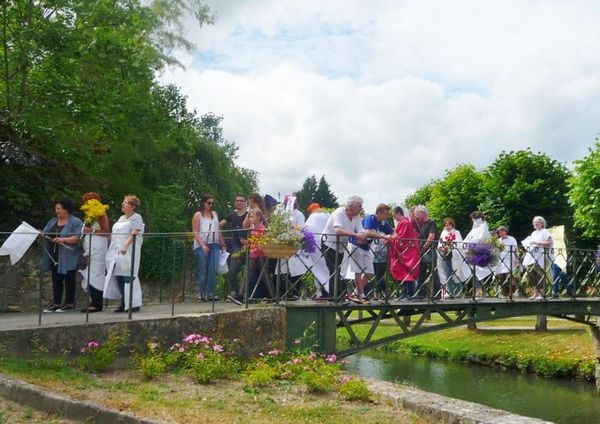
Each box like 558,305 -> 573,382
55,304 -> 74,313
227,294 -> 243,305
43,304 -> 61,313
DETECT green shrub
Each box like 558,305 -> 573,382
78,328 -> 128,373
338,377 -> 372,402
135,354 -> 167,380
186,350 -> 238,384
300,367 -> 337,393
242,363 -> 279,387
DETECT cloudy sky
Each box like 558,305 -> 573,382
160,0 -> 600,211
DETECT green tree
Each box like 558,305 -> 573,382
314,175 -> 338,208
295,175 -> 318,210
569,139 -> 600,239
405,181 -> 436,210
479,150 -> 572,240
427,164 -> 485,231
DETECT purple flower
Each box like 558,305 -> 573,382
301,228 -> 317,253
213,344 -> 224,353
465,243 -> 496,267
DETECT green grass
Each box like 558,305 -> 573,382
337,316 -> 596,380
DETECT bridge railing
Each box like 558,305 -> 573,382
1,229 -> 600,326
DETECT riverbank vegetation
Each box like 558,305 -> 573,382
337,316 -> 596,381
0,331 -> 424,423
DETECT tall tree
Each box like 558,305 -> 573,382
427,164 -> 485,232
569,139 -> 600,240
295,175 -> 318,210
479,150 -> 572,240
314,175 -> 338,208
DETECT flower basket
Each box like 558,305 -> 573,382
262,243 -> 297,259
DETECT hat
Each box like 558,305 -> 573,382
307,202 -> 321,214
264,194 -> 280,209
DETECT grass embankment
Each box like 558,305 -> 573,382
337,316 -> 596,381
0,336 -> 425,424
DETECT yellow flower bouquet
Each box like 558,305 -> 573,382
81,199 -> 109,229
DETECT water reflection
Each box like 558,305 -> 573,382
346,351 -> 600,423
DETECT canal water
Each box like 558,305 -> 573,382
346,351 -> 600,423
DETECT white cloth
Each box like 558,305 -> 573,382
0,222 -> 40,265
104,213 -> 144,309
437,228 -> 465,285
522,229 -> 553,268
298,211 -> 331,295
341,243 -> 374,279
494,235 -> 519,275
322,207 -> 364,252
79,232 -> 108,291
461,219 -> 493,280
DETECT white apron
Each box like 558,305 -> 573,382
104,216 -> 144,309
80,232 -> 108,291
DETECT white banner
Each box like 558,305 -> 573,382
0,221 -> 41,265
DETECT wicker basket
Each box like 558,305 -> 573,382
262,244 -> 297,259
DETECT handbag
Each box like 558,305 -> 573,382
218,250 -> 229,274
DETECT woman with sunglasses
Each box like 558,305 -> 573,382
192,194 -> 226,301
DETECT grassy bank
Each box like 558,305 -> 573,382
337,316 -> 596,381
0,331 -> 425,424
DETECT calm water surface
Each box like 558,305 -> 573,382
346,351 -> 600,423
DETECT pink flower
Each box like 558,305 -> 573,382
259,352 -> 264,357
326,354 -> 337,364
148,342 -> 159,351
293,338 -> 301,345
170,343 -> 181,351
80,347 -> 86,354
87,341 -> 99,348
178,346 -> 186,353
292,358 -> 302,365
340,374 -> 352,384
268,349 -> 282,356
213,344 -> 224,353
197,352 -> 205,361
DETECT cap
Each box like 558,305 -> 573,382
264,194 -> 280,209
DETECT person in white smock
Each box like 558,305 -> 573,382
521,216 -> 553,301
303,203 -> 331,299
79,192 -> 109,313
104,195 -> 144,312
461,211 -> 493,297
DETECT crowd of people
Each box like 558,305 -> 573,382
39,191 -> 567,313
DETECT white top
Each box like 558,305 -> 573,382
291,209 -> 306,227
522,229 -> 553,267
193,211 -> 220,248
495,235 -> 519,275
305,211 -> 330,248
322,207 -> 364,252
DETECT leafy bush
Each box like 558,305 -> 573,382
337,377 -> 372,402
242,363 -> 279,387
78,328 -> 128,373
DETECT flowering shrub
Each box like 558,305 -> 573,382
338,376 -> 372,401
248,210 -> 317,253
78,329 -> 127,373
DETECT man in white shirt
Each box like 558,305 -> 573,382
321,196 -> 367,300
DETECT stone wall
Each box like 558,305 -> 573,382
0,307 -> 286,358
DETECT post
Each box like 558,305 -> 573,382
333,235 -> 340,304
85,232 -> 92,323
508,245 -> 513,302
244,246 -> 250,309
275,259 -> 281,306
127,234 -> 136,320
170,238 -> 175,316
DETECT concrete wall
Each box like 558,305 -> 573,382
0,307 -> 286,358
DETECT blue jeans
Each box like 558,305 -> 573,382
551,263 -> 573,296
195,244 -> 220,299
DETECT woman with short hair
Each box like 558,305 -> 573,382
104,195 -> 144,312
522,216 -> 553,301
41,197 -> 83,312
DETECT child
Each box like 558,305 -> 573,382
247,208 -> 267,299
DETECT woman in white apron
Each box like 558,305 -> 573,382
104,195 -> 144,312
522,216 -> 553,300
79,192 -> 109,312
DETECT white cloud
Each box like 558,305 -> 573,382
160,0 -> 600,211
